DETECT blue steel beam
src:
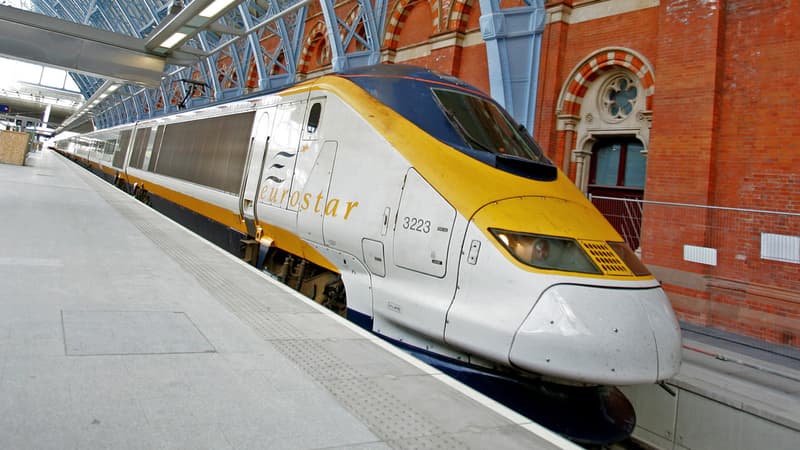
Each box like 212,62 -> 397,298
319,0 -> 385,71
108,0 -> 140,34
120,95 -> 131,122
221,8 -> 251,99
27,1 -> 309,123
478,0 -> 545,131
241,2 -> 268,89
126,93 -> 141,121
242,2 -> 308,90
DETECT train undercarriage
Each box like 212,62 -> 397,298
258,247 -> 347,316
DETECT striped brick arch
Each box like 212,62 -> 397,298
559,48 -> 655,117
298,21 -> 328,74
383,0 -> 413,49
447,0 -> 472,32
431,0 -> 441,32
245,55 -> 260,89
384,0 -> 441,50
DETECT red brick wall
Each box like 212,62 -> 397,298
701,0 -> 800,345
715,1 -> 800,213
454,43 -> 488,92
642,0 -> 799,346
535,13 -> 567,161
395,2 -> 433,48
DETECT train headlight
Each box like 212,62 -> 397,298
490,229 -> 601,275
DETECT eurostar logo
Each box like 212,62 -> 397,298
259,185 -> 360,220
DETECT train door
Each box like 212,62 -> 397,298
255,101 -> 306,231
294,99 -> 337,244
112,129 -> 132,170
240,108 -> 273,236
393,169 -> 456,277
372,168 -> 460,343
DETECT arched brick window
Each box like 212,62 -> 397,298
556,48 -> 655,193
556,48 -> 655,250
298,21 -> 330,74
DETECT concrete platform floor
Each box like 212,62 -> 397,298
0,150 -> 575,450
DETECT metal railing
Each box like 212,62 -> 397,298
590,194 -> 645,250
590,195 -> 800,292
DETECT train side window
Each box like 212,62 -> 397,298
307,102 -> 322,133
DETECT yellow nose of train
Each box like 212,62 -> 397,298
446,196 -> 682,385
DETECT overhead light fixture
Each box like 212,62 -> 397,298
199,0 -> 238,18
159,32 -> 188,49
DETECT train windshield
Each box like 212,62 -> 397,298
432,89 -> 544,162
340,66 -> 557,181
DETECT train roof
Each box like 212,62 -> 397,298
335,64 -> 488,98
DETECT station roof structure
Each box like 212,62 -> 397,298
0,0 -> 546,134
0,0 -> 383,132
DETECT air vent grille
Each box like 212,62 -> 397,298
580,240 -> 633,276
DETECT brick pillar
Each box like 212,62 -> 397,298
536,1 -> 575,166
644,0 -> 727,327
642,0 -> 726,265
428,31 -> 465,76
648,0 -> 725,205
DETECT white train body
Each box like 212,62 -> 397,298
56,65 -> 681,387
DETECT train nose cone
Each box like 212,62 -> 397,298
509,285 -> 682,385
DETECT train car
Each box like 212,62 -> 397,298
54,128 -> 128,184
55,64 -> 682,444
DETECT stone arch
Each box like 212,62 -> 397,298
384,0 -> 438,50
447,0 -> 473,32
245,55 -> 260,89
298,21 -> 328,74
431,0 -> 442,32
384,0 -> 413,50
557,47 -> 655,118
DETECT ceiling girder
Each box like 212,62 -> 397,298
319,0 -> 385,72
22,0 -> 542,134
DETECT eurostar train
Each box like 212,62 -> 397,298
55,64 -> 681,443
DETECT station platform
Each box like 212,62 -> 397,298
622,324 -> 800,450
0,150 -> 575,449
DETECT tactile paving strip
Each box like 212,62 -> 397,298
68,163 -> 466,448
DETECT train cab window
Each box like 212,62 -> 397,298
307,103 -> 322,134
432,88 -> 544,162
342,67 -> 556,181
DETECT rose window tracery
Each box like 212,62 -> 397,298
600,75 -> 638,121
